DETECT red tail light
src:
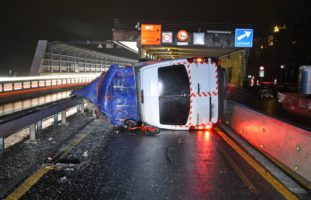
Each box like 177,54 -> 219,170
196,57 -> 203,63
190,123 -> 213,130
187,57 -> 208,64
205,123 -> 213,130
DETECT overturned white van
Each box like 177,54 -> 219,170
134,57 -> 226,130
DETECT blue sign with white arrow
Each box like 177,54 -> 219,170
235,29 -> 253,47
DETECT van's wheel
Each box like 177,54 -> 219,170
124,119 -> 138,128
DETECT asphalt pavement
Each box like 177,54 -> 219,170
19,123 -> 285,200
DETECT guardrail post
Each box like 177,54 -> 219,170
92,110 -> 97,118
54,114 -> 58,125
29,124 -> 36,141
0,137 -> 4,156
37,120 -> 42,134
61,111 -> 67,124
80,103 -> 85,113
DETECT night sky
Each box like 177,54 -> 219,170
0,0 -> 308,76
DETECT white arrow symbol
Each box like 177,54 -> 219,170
237,31 -> 251,41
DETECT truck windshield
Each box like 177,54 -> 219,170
158,65 -> 190,125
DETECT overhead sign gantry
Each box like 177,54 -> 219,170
112,19 -> 253,86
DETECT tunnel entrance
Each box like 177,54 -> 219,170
112,19 -> 252,86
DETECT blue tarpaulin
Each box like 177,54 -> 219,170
72,64 -> 138,126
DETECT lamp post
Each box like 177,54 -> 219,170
259,66 -> 264,82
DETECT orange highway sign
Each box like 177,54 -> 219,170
141,24 -> 161,45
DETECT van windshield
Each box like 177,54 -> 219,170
158,65 -> 190,125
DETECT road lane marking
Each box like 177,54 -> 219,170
215,140 -> 258,194
5,166 -> 54,200
215,127 -> 299,200
58,132 -> 89,160
5,120 -> 96,200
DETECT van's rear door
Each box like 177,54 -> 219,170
158,65 -> 190,125
188,61 -> 219,125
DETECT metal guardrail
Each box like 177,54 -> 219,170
0,97 -> 85,155
0,74 -> 100,93
0,97 -> 82,138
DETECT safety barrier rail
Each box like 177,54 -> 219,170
0,97 -> 88,156
0,73 -> 100,93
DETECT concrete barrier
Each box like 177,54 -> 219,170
224,100 -> 311,188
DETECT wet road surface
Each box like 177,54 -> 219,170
20,127 -> 284,200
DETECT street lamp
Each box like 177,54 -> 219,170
273,26 -> 280,33
259,66 -> 265,82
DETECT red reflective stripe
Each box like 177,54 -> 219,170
187,63 -> 193,127
213,92 -> 217,96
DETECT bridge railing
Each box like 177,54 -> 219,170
0,73 -> 100,93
